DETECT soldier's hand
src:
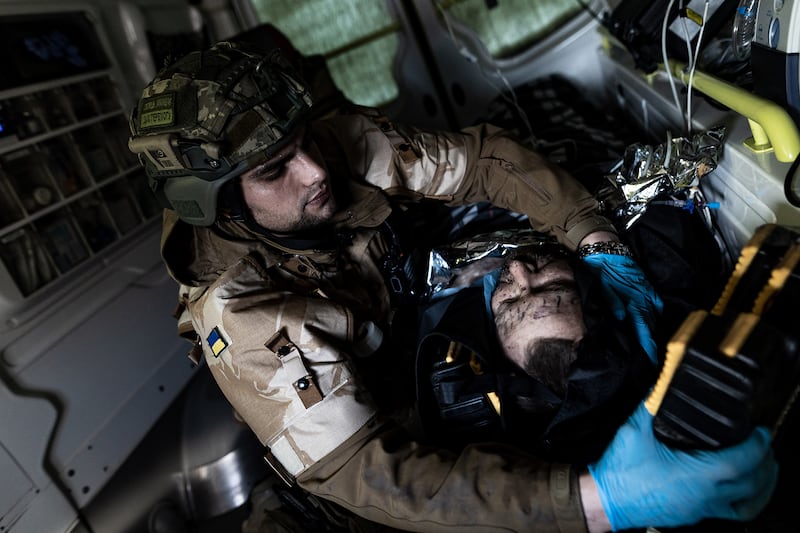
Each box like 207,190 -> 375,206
581,253 -> 662,363
588,402 -> 778,530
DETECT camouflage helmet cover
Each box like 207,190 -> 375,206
128,41 -> 313,225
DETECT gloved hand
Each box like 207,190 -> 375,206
581,253 -> 663,363
588,403 -> 778,531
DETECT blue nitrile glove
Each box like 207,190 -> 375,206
581,253 -> 663,363
588,403 -> 778,531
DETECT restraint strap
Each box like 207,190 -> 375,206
265,330 -> 323,409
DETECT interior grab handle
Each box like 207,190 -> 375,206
664,60 -> 800,163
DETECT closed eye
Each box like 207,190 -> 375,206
252,163 -> 286,182
497,295 -> 519,311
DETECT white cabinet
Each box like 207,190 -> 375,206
0,5 -> 198,532
0,24 -> 161,305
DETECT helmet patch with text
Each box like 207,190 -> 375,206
139,93 -> 176,129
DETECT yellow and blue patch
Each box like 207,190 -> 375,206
206,327 -> 228,357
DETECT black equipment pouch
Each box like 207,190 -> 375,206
421,333 -> 504,441
381,236 -> 423,309
378,208 -> 427,310
415,288 -> 503,444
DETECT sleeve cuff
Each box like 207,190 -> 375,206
564,216 -> 617,251
550,464 -> 589,533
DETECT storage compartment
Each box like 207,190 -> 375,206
2,147 -> 59,215
0,227 -> 57,296
0,68 -> 158,305
40,137 -> 92,198
71,123 -> 119,181
101,179 -> 144,235
36,87 -> 75,129
35,209 -> 90,274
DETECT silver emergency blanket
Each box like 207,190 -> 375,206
425,228 -> 555,296
602,127 -> 725,228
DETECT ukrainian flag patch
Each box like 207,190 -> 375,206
207,327 -> 228,357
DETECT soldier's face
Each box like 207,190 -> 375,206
239,129 -> 336,233
491,256 -> 585,372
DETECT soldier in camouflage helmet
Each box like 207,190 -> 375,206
128,41 -> 776,532
129,41 -> 313,226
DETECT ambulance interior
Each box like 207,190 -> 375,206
1,0 -> 798,531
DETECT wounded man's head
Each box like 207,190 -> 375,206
490,250 -> 585,395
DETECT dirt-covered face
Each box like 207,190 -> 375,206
491,255 -> 585,373
239,129 -> 337,233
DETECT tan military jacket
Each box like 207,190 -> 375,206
162,108 -> 611,532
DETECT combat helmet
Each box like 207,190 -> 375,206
128,41 -> 313,226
